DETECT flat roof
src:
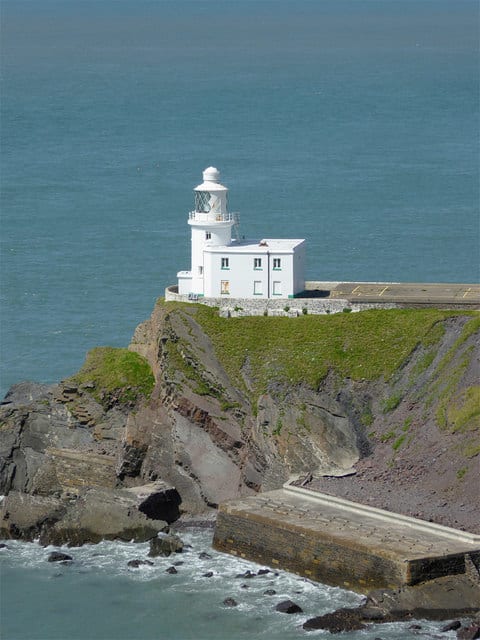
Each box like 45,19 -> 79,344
205,238 -> 305,255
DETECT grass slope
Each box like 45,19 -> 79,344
68,347 -> 155,407
166,304 -> 474,395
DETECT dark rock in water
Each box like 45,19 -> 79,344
173,561 -> 184,566
166,566 -> 178,574
303,608 -> 366,632
235,570 -> 255,579
0,543 -> 8,549
240,584 -> 249,589
360,606 -> 387,621
264,589 -> 276,596
457,625 -> 480,640
257,569 -> 270,576
223,598 -> 238,607
409,624 -> 422,630
47,551 -> 72,563
148,533 -> 184,557
440,621 -> 461,632
275,600 -> 303,614
203,571 -> 214,578
127,559 -> 154,568
199,552 -> 212,560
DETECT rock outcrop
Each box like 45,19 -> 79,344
0,302 -> 478,543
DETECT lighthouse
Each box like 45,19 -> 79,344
177,168 -> 306,299
188,167 -> 235,295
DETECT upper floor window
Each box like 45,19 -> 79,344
205,231 -> 211,240
273,258 -> 281,270
254,258 -> 262,269
221,257 -> 229,269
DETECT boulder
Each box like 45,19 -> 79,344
441,621 -> 462,632
47,551 -> 73,563
0,492 -> 66,541
457,625 -> 480,640
166,566 -> 178,574
275,600 -> 303,614
303,608 -> 366,632
148,532 -> 184,557
223,598 -> 238,607
127,559 -> 154,568
123,481 -> 181,524
39,487 -> 168,546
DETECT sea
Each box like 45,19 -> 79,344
0,1 -> 478,638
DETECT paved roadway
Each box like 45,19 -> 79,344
306,282 -> 480,306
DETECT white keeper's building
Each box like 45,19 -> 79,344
177,167 -> 306,299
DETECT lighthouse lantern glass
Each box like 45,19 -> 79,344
195,191 -> 211,213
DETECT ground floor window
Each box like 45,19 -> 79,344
253,280 -> 263,295
273,280 -> 282,296
221,280 -> 230,295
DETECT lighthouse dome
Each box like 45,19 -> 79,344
202,166 -> 220,183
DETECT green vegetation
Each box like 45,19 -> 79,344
68,347 -> 154,407
173,305 -> 462,397
381,392 -> 403,413
456,467 -> 467,480
380,430 -> 396,443
435,347 -> 474,429
164,337 -> 223,399
392,434 -> 407,451
446,386 -> 480,433
463,440 -> 480,458
360,407 -> 374,427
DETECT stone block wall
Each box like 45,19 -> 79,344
213,508 -> 406,591
165,285 -> 396,316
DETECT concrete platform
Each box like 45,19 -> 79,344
305,281 -> 480,306
213,486 -> 480,592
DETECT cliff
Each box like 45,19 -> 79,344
0,301 -> 479,542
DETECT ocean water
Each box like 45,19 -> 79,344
0,533 -> 460,640
0,1 -> 478,637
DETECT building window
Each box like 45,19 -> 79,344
254,280 -> 263,295
205,231 -> 211,240
254,258 -> 262,269
273,281 -> 282,296
273,258 -> 281,270
221,257 -> 229,269
221,280 -> 230,295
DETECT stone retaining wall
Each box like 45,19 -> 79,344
165,286 -> 395,316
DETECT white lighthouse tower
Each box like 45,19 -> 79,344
177,167 -> 235,296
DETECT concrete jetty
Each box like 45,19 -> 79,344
213,485 -> 480,592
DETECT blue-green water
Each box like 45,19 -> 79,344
0,1 -> 478,637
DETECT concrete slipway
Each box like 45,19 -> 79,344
213,484 -> 480,592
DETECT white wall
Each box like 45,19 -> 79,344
204,250 -> 299,298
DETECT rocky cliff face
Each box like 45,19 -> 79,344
1,302 -> 478,542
